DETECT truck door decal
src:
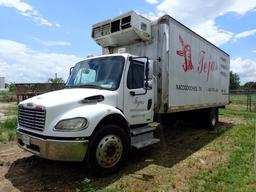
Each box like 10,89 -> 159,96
133,97 -> 145,107
176,35 -> 194,72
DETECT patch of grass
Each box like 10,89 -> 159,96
76,178 -> 96,192
220,108 -> 256,120
0,91 -> 15,96
0,118 -> 17,142
77,178 -> 122,192
229,94 -> 256,112
226,103 -> 247,111
230,94 -> 256,104
4,105 -> 18,116
98,189 -> 122,192
187,111 -> 256,192
230,95 -> 246,104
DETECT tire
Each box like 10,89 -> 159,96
205,108 -> 218,130
85,124 -> 129,176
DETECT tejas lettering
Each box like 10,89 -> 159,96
198,51 -> 218,81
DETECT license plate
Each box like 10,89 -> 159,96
22,134 -> 30,146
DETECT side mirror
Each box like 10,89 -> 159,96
148,60 -> 154,79
69,67 -> 74,75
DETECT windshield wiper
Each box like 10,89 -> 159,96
65,84 -> 103,89
76,84 -> 102,89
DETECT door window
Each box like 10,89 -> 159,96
127,60 -> 145,89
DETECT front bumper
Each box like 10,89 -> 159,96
16,129 -> 88,162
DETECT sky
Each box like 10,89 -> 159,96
0,0 -> 256,84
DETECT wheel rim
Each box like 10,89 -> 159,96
96,134 -> 123,168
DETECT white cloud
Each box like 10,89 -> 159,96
34,38 -> 71,47
231,57 -> 256,84
253,50 -> 256,53
0,0 -> 59,27
226,0 -> 256,15
42,41 -> 71,47
145,0 -> 159,5
0,0 -> 33,12
143,0 -> 256,46
193,20 -> 233,46
156,0 -> 256,26
234,28 -> 256,40
33,17 -> 53,27
136,10 -> 160,21
0,39 -> 82,83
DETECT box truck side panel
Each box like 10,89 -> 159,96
168,19 -> 230,111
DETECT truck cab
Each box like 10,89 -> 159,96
17,53 -> 159,176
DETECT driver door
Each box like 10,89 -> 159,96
123,58 -> 154,125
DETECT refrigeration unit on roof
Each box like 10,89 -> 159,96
92,11 -> 151,48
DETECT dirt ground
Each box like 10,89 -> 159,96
0,142 -> 85,192
0,112 -> 243,192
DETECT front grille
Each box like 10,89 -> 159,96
18,107 -> 46,131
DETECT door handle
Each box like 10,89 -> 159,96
147,99 -> 152,110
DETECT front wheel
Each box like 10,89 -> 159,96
85,124 -> 129,176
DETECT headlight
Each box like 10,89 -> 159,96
55,117 -> 88,131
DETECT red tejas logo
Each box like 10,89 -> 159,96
176,35 -> 194,72
176,35 -> 218,81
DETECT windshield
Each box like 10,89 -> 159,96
66,56 -> 125,90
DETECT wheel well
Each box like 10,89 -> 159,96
93,114 -> 130,138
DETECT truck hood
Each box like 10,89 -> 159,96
20,88 -> 118,108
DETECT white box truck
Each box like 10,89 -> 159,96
16,11 -> 230,176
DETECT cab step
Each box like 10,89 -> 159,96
131,126 -> 156,136
131,125 -> 160,149
132,138 -> 160,149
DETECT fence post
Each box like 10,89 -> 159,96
247,90 -> 252,112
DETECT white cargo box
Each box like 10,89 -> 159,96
107,14 -> 230,113
158,16 -> 230,112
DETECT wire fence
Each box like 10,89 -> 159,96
229,90 -> 256,112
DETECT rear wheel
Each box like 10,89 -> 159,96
205,108 -> 218,130
86,124 -> 129,176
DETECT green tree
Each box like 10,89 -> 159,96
48,77 -> 64,83
243,81 -> 256,89
229,71 -> 240,90
48,73 -> 64,83
8,83 -> 16,92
